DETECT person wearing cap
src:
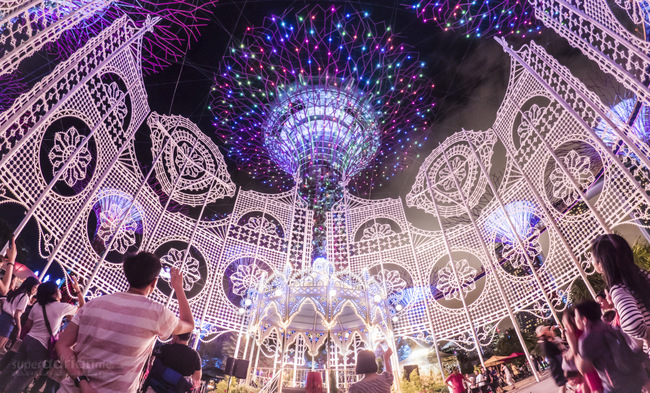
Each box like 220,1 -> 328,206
348,347 -> 394,393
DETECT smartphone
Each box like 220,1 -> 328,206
160,266 -> 171,280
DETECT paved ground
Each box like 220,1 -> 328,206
508,372 -> 558,393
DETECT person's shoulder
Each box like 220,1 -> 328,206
52,301 -> 76,312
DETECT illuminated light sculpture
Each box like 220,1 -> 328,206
5,1 -> 650,391
90,190 -> 144,257
0,0 -> 219,76
211,5 -> 434,259
236,258 -> 403,391
48,0 -> 221,75
596,98 -> 650,158
410,0 -> 541,38
211,5 -> 435,198
485,201 -> 543,273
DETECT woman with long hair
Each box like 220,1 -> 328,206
0,278 -> 84,392
590,234 -> 650,348
0,275 -> 39,349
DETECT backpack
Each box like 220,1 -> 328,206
147,358 -> 194,393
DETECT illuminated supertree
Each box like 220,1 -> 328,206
210,5 -> 435,205
40,0 -> 218,75
410,0 -> 541,38
596,98 -> 650,155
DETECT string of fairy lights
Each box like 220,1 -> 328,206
410,0 -> 541,38
209,5 -> 436,198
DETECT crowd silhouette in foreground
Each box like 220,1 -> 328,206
0,233 -> 648,392
538,234 -> 650,393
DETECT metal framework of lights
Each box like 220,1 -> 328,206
2,1 -> 650,393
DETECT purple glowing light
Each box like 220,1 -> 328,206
410,0 -> 540,38
210,5 -> 435,196
44,1 -> 219,75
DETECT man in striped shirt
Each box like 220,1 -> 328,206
56,252 -> 195,393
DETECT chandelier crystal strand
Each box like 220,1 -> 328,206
439,141 -> 541,382
424,171 -> 486,366
83,136 -> 171,296
461,128 -> 562,326
490,129 -> 597,299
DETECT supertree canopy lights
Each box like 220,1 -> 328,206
264,81 -> 381,208
411,0 -> 540,38
38,0 -> 219,75
211,5 -> 435,205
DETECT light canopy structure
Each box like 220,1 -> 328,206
211,5 -> 435,198
411,0 -> 541,38
1,1 -> 650,392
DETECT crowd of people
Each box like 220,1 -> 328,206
0,242 -> 201,393
444,362 -> 529,393
0,232 -> 648,393
538,234 -> 650,393
436,233 -> 650,393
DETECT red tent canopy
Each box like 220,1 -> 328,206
504,352 -> 525,361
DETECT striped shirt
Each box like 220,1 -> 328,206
348,372 -> 393,393
58,292 -> 179,393
610,274 -> 650,349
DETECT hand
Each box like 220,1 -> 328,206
79,381 -> 99,393
170,267 -> 184,292
70,277 -> 81,294
383,346 -> 393,358
5,237 -> 16,264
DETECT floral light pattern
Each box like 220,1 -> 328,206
372,269 -> 407,296
97,204 -> 137,253
517,104 -> 546,141
48,126 -> 92,187
435,156 -> 467,191
436,259 -> 477,301
549,150 -> 595,205
360,223 -> 394,241
160,248 -> 202,291
244,216 -> 278,236
175,142 -> 206,179
230,264 -> 264,296
501,227 -> 543,269
105,82 -> 128,125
